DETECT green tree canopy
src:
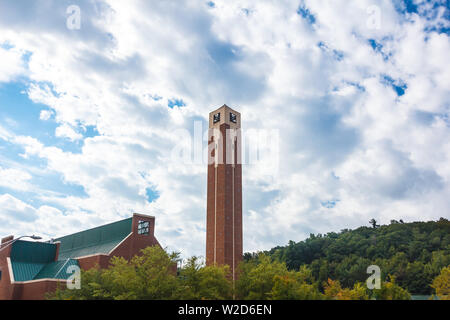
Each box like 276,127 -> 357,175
431,266 -> 450,300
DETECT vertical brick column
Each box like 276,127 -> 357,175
206,105 -> 243,281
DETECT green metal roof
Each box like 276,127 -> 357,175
11,259 -> 80,281
10,240 -> 56,263
34,259 -> 79,280
55,217 -> 132,260
8,218 -> 132,281
11,262 -> 47,281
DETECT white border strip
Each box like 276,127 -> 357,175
69,253 -> 109,260
54,259 -> 70,278
7,257 -> 14,283
11,278 -> 68,284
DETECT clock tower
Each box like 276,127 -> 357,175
206,104 -> 243,280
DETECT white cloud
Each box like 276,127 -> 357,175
0,167 -> 32,191
12,136 -> 44,158
0,46 -> 24,82
0,0 -> 448,256
55,123 -> 83,141
0,194 -> 37,223
0,125 -> 12,141
39,109 -> 53,121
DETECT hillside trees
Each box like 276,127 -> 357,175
260,218 -> 450,295
431,266 -> 450,300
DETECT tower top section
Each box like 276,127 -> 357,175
209,104 -> 241,129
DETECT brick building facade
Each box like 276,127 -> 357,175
206,105 -> 243,280
0,213 -> 160,300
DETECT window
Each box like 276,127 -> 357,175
138,220 -> 150,235
213,112 -> 220,123
0,269 -> 2,282
230,112 -> 237,123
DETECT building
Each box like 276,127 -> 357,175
206,105 -> 243,280
0,213 -> 160,300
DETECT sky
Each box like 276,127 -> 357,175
0,0 -> 449,258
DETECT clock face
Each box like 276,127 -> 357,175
230,112 -> 237,123
213,112 -> 220,123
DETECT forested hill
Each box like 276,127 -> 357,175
246,218 -> 450,295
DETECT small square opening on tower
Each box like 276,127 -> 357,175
213,112 -> 221,123
230,112 -> 237,123
138,220 -> 150,235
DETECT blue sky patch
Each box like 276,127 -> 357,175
0,82 -> 87,153
332,81 -> 365,94
0,82 -> 56,140
321,199 -> 340,209
381,75 -> 407,96
206,41 -> 241,65
82,125 -> 100,139
297,5 -> 316,24
241,8 -> 251,16
425,25 -> 450,35
318,41 -> 344,61
368,39 -> 382,52
145,186 -> 160,203
168,98 -> 186,108
393,0 -> 418,14
403,0 -> 418,13
0,42 -> 15,50
348,81 -> 365,92
31,171 -> 89,199
368,39 -> 391,61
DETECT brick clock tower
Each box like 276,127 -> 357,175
206,104 -> 243,280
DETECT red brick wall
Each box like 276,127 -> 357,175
12,280 -> 63,300
206,131 -> 216,266
234,163 -> 243,272
206,123 -> 243,279
77,254 -> 111,270
0,246 -> 13,300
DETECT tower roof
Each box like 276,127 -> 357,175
210,104 -> 240,116
209,104 -> 241,128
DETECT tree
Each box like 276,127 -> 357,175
236,254 -> 323,300
103,246 -> 180,299
178,256 -> 233,300
269,273 -> 323,300
323,279 -> 368,300
372,276 -> 411,300
47,266 -> 108,300
431,266 -> 450,300
323,279 -> 341,299
251,218 -> 450,296
369,218 -> 379,229
236,254 -> 290,300
404,261 -> 432,294
49,246 -> 180,300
